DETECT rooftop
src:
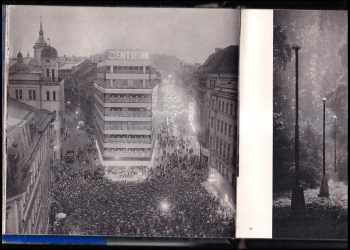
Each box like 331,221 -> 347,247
199,45 -> 239,74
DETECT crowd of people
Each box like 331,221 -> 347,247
49,79 -> 234,237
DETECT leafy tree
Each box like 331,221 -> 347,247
273,24 -> 294,194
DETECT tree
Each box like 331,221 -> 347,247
273,24 -> 294,193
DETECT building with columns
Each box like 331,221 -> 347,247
7,19 -> 65,160
93,49 -> 161,182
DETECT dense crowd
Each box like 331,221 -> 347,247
50,80 -> 234,237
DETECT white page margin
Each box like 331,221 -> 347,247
236,9 -> 273,238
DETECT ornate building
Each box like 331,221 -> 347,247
7,19 -> 65,160
5,98 -> 56,234
93,49 -> 161,182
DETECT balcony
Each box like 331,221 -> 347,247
113,70 -> 145,74
104,96 -> 152,103
104,129 -> 152,135
103,149 -> 151,158
103,142 -> 152,148
105,110 -> 152,117
104,137 -> 151,144
105,124 -> 152,130
96,81 -> 154,89
95,83 -> 154,94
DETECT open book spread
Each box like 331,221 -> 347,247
2,6 -> 348,241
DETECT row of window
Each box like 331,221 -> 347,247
96,79 -> 153,89
15,89 -> 57,101
211,96 -> 235,116
104,148 -> 151,154
211,117 -> 234,137
104,110 -> 152,117
209,135 -> 234,163
98,65 -> 151,73
46,68 -> 56,81
24,129 -> 47,213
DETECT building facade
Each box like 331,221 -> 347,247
93,49 -> 161,181
5,98 -> 56,234
196,46 -> 239,185
208,73 -> 238,184
7,19 -> 65,160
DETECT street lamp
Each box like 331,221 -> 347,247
319,97 -> 329,197
333,115 -> 337,173
291,45 -> 305,213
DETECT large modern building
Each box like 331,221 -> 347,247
93,49 -> 161,181
196,46 -> 239,185
5,98 -> 56,234
7,19 -> 65,160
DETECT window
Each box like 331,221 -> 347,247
19,89 -> 22,100
220,120 -> 223,133
216,119 -> 220,131
32,90 -> 36,100
230,103 -> 234,116
219,140 -> 223,156
46,91 -> 50,101
46,68 -> 50,78
53,91 -> 56,101
229,125 -> 233,137
226,102 -> 229,114
52,69 -> 55,81
28,90 -> 32,100
15,89 -> 19,99
227,144 -> 231,161
223,142 -> 226,159
224,122 -> 227,136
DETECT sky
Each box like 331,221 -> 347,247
7,6 -> 240,64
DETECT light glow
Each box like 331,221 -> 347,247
160,200 -> 170,212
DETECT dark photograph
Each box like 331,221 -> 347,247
273,10 -> 348,239
3,6 -> 239,238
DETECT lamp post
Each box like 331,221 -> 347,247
333,115 -> 337,173
291,45 -> 305,213
319,97 -> 329,197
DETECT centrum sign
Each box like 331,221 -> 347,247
110,49 -> 149,60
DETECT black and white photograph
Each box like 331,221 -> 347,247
3,6 -> 239,237
273,10 -> 348,239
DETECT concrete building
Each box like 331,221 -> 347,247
7,19 -> 65,160
5,98 -> 56,234
196,46 -> 239,185
93,49 -> 161,181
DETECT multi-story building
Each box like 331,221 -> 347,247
5,98 -> 56,234
7,19 -> 65,160
93,49 -> 161,181
196,46 -> 239,185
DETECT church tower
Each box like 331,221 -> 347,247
33,17 -> 47,62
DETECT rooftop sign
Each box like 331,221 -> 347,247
110,50 -> 149,60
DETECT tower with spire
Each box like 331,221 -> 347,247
33,16 -> 48,62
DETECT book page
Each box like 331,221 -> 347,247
2,5 -> 240,239
236,9 -> 273,238
273,10 -> 348,240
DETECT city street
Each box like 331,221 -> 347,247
49,75 -> 234,237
